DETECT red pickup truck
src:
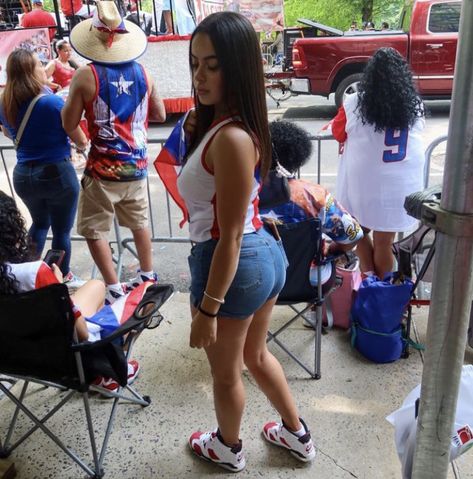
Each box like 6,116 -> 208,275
279,0 -> 460,107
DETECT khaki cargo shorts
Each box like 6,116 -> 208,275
77,176 -> 149,240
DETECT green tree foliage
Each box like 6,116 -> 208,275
284,0 -> 404,31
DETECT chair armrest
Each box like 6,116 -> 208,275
71,284 -> 174,352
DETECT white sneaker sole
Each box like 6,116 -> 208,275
189,438 -> 245,472
262,430 -> 316,463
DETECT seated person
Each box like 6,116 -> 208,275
60,0 -> 95,29
21,0 -> 56,41
259,120 -> 363,286
45,39 -> 79,91
0,190 -> 139,392
126,3 -> 152,36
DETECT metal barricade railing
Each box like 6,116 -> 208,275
423,134 -> 448,188
0,132 -> 448,280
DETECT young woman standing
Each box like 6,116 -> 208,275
177,11 -> 316,472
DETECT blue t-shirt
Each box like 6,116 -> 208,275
0,94 -> 70,164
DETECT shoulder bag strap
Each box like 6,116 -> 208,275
14,94 -> 45,150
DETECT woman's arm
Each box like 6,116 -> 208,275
189,126 -> 258,349
48,264 -> 90,341
68,126 -> 88,151
44,60 -> 56,78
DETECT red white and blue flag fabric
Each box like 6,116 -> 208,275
86,282 -> 153,339
153,111 -> 190,227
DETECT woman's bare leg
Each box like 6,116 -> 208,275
71,279 -> 105,316
243,297 -> 301,432
70,279 -> 105,341
373,231 -> 396,279
355,227 -> 375,274
193,304 -> 253,446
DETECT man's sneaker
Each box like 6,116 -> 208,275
92,360 -> 140,394
124,270 -> 158,292
189,429 -> 246,472
63,271 -> 86,289
105,285 -> 126,305
262,418 -> 316,462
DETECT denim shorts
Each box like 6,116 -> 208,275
188,228 -> 288,319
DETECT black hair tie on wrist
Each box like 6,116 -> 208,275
198,304 -> 218,318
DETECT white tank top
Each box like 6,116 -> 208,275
177,117 -> 262,242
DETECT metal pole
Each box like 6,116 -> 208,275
51,0 -> 63,38
152,0 -> 159,35
412,0 -> 473,476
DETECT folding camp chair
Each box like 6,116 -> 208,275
0,282 -> 174,478
266,218 -> 338,379
392,224 -> 436,357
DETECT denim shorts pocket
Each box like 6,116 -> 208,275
231,254 -> 263,294
239,249 -> 258,259
276,239 -> 289,269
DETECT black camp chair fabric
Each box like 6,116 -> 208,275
0,283 -> 79,388
266,218 -> 337,379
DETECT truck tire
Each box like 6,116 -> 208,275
335,73 -> 363,108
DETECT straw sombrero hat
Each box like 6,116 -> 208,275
70,1 -> 147,64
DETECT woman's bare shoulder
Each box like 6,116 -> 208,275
212,122 -> 255,152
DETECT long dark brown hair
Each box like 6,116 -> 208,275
1,49 -> 44,127
189,11 -> 271,177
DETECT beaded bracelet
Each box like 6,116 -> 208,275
203,290 -> 225,304
198,304 -> 218,318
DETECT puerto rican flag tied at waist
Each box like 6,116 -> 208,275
153,111 -> 190,227
86,282 -> 153,339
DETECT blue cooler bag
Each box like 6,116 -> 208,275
351,273 -> 413,363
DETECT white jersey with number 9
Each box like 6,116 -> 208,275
335,93 -> 425,232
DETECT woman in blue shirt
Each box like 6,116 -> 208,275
0,49 -> 88,282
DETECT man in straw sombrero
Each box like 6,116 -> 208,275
62,0 -> 166,304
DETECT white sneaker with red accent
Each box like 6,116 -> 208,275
262,418 -> 316,462
92,360 -> 140,395
124,271 -> 158,293
104,284 -> 127,305
189,429 -> 246,472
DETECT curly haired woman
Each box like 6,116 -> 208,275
331,47 -> 425,279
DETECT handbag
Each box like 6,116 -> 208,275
350,273 -> 413,363
323,253 -> 362,329
14,94 -> 45,150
